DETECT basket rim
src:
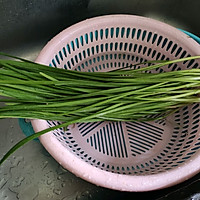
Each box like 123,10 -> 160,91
36,14 -> 200,64
32,14 -> 200,192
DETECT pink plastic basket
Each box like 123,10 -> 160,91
31,15 -> 200,191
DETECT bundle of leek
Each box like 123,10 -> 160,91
0,54 -> 200,165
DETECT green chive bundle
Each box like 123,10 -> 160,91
0,55 -> 200,165
0,56 -> 200,122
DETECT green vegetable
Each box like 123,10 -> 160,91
0,54 -> 200,165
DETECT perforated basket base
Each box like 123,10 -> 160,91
32,15 -> 200,191
48,103 -> 200,175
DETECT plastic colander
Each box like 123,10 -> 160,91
31,15 -> 200,192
